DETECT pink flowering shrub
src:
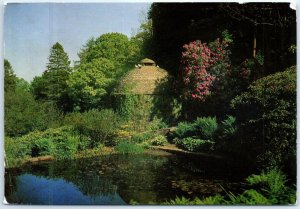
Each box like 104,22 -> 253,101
179,39 -> 230,101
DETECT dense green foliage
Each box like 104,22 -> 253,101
69,33 -> 141,111
5,126 -> 83,166
219,116 -> 237,140
193,117 -> 218,141
131,132 -> 155,143
4,60 -> 61,137
231,66 -> 296,168
32,42 -> 72,112
174,122 -> 195,138
78,33 -> 140,66
65,109 -> 119,147
174,117 -> 218,141
174,137 -> 214,152
132,20 -> 154,59
149,135 -> 168,146
115,141 -> 144,154
4,59 -> 17,92
67,58 -> 116,110
5,89 -> 61,137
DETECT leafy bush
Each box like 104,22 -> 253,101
5,137 -> 32,167
174,137 -> 214,152
244,169 -> 295,204
53,135 -> 79,160
193,116 -> 218,140
220,116 -> 236,138
148,117 -> 168,131
228,168 -> 296,205
77,135 -> 92,151
179,38 -> 230,101
5,126 -> 83,166
217,115 -> 237,140
5,88 -> 62,137
65,109 -> 119,146
231,66 -> 296,168
139,141 -> 151,149
131,132 -> 154,143
174,122 -> 195,138
115,141 -> 144,154
149,135 -> 168,146
31,138 -> 55,157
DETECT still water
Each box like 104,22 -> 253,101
5,150 -> 251,205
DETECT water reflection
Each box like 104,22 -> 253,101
5,152 -> 251,205
8,174 -> 124,205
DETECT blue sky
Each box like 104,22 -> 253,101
4,3 -> 151,81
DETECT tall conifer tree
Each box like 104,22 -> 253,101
32,42 -> 72,112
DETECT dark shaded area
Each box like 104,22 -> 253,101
149,3 -> 296,77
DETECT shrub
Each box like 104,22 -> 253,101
5,136 -> 32,167
31,137 -> 55,157
231,66 -> 296,169
131,132 -> 153,143
174,122 -> 195,138
5,126 -> 82,166
149,135 -> 168,146
229,168 -> 296,205
65,109 -> 119,146
148,117 -> 168,131
77,135 -> 92,151
193,116 -> 218,140
217,115 -> 237,140
179,38 -> 230,101
115,141 -> 144,154
4,88 -> 62,137
140,141 -> 151,149
174,137 -> 214,152
53,135 -> 79,160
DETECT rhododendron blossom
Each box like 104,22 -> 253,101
180,39 -> 230,101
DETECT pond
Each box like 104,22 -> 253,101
5,150 -> 252,205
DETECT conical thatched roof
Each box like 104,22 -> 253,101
115,59 -> 170,95
141,58 -> 155,65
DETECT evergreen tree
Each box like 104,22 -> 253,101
32,42 -> 72,112
4,59 -> 17,93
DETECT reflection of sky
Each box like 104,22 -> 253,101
11,174 -> 126,205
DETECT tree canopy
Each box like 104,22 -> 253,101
67,58 -> 116,111
4,59 -> 17,93
32,42 -> 72,112
69,32 -> 141,111
78,33 -> 140,66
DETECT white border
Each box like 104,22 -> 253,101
0,0 -> 298,209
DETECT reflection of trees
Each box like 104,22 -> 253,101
5,153 -> 252,204
5,154 -> 170,203
112,154 -> 169,204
